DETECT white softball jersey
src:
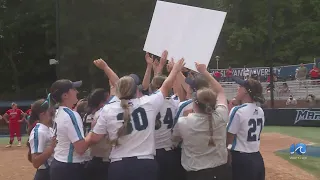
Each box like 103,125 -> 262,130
53,106 -> 85,163
227,103 -> 265,153
29,123 -> 54,169
93,90 -> 164,161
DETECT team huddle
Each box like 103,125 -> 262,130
26,50 -> 266,180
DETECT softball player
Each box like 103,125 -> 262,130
173,63 -> 230,180
28,99 -> 56,180
107,73 -> 143,103
3,103 -> 26,147
84,88 -> 111,180
149,75 -> 180,180
173,73 -> 210,180
74,99 -> 93,172
49,79 -> 88,180
175,74 -> 210,123
227,77 -> 265,180
85,58 -> 185,180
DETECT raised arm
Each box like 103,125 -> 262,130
167,60 -> 186,101
154,50 -> 168,76
93,59 -> 119,95
142,52 -> 154,91
195,62 -> 227,106
159,58 -> 185,97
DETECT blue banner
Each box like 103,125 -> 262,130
210,60 -> 319,80
210,67 -> 277,78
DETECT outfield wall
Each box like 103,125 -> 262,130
1,107 -> 320,136
265,108 -> 320,127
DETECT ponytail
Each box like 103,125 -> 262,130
205,104 -> 215,147
112,99 -> 131,146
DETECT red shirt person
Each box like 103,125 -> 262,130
214,71 -> 222,81
309,65 -> 319,80
3,103 -> 25,147
25,104 -> 33,128
226,66 -> 233,81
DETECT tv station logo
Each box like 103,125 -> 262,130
289,143 -> 307,160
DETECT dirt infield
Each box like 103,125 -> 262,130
0,146 -> 35,180
0,133 -> 317,180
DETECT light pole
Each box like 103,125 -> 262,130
215,56 -> 220,69
268,0 -> 274,108
55,0 -> 60,79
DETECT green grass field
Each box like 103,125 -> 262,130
263,126 -> 320,145
264,126 -> 320,178
276,152 -> 320,178
0,136 -> 28,145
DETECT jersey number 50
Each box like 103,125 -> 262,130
117,107 -> 148,135
247,118 -> 263,142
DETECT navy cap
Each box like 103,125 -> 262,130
232,77 -> 248,87
129,74 -> 141,85
233,77 -> 265,103
185,74 -> 209,92
50,79 -> 82,100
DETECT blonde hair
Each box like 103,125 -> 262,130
150,75 -> 167,92
194,88 -> 217,146
112,76 -> 137,146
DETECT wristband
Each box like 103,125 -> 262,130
227,144 -> 232,150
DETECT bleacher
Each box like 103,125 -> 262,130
221,79 -> 320,100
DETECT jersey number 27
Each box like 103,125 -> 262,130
247,118 -> 263,142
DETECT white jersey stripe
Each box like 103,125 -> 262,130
227,104 -> 247,131
174,99 -> 192,122
227,104 -> 247,150
63,108 -> 83,140
68,144 -> 74,163
33,124 -> 40,153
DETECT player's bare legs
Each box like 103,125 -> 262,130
17,137 -> 22,147
16,125 -> 22,147
5,126 -> 15,148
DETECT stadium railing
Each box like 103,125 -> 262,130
221,79 -> 320,100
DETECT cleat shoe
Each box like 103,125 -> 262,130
5,144 -> 12,148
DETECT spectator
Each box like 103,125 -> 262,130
267,73 -> 277,82
286,95 -> 297,106
309,64 -> 319,85
251,69 -> 259,81
279,82 -> 290,95
214,70 -> 222,82
296,63 -> 307,87
266,83 -> 274,93
243,65 -> 249,80
226,66 -> 233,82
306,94 -> 317,107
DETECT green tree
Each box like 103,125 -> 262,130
0,0 -> 55,99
